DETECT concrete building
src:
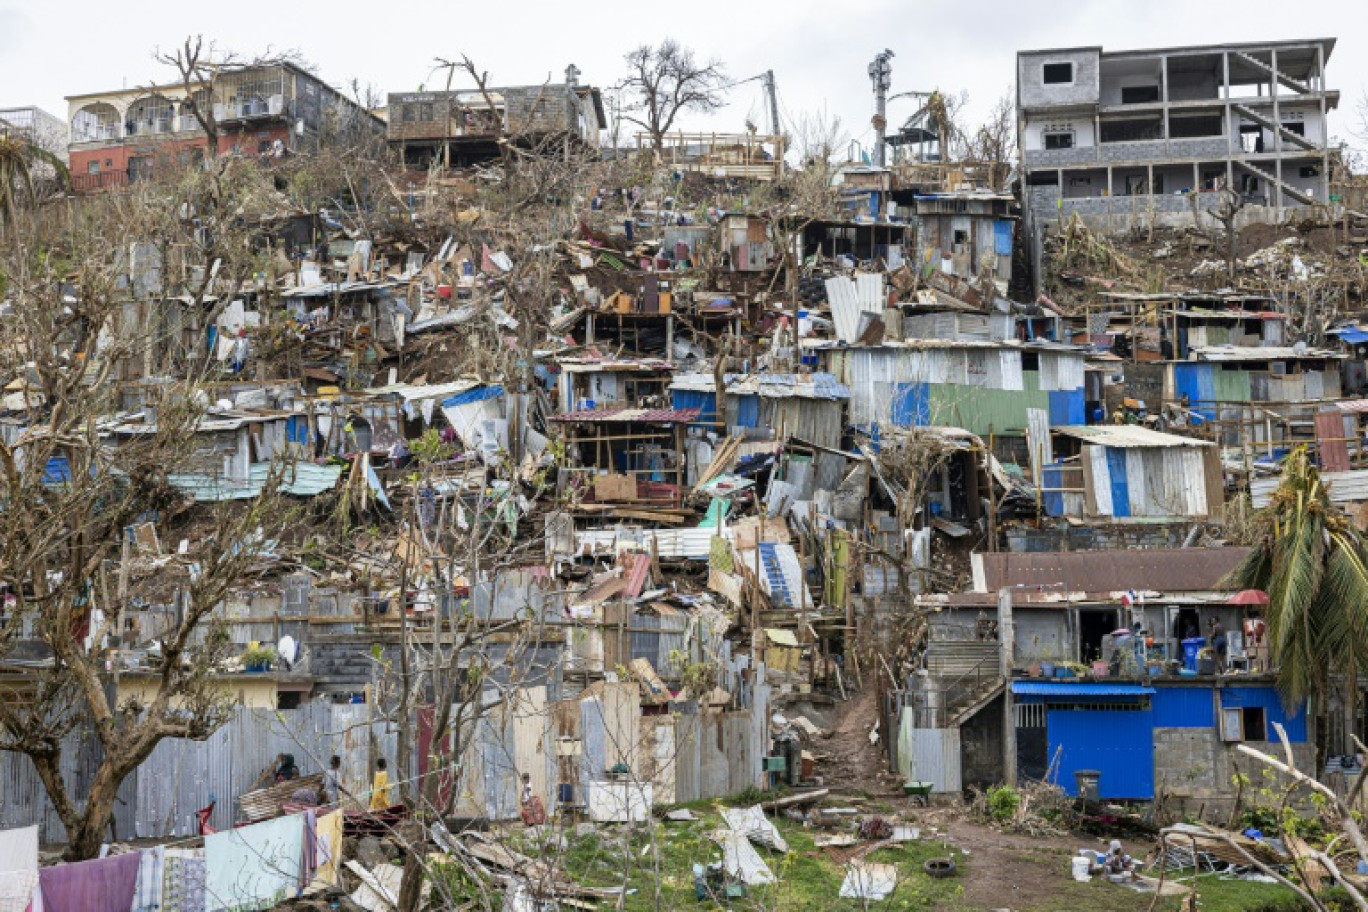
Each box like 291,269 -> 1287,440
66,62 -> 385,192
1017,39 -> 1338,262
0,105 -> 67,157
387,66 -> 604,167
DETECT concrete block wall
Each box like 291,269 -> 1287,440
1019,49 -> 1101,110
1154,726 -> 1315,820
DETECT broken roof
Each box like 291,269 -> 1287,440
547,407 -> 700,424
669,372 -> 851,400
1052,425 -> 1214,448
1191,345 -> 1343,361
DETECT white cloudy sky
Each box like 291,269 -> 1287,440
3,0 -> 1366,153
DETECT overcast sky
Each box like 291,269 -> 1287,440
2,0 -> 1365,155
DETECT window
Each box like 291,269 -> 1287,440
953,229 -> 970,246
1282,122 -> 1305,137
1026,171 -> 1060,187
1221,705 -> 1267,742
277,691 -> 303,710
1043,63 -> 1074,84
87,161 -> 100,174
1044,132 -> 1074,150
1100,115 -> 1162,143
1121,85 -> 1160,104
1300,166 -> 1321,179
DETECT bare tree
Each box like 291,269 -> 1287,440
618,40 -> 727,153
0,193 -> 290,859
964,89 -> 1015,192
155,35 -> 303,161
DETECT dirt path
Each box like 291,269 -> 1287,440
816,686 -> 901,797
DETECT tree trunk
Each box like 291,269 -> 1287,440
62,764 -> 124,861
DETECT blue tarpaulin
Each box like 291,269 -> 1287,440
442,385 -> 504,407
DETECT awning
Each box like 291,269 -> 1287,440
1010,681 -> 1155,697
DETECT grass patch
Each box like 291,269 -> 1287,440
505,799 -> 1315,912
548,805 -> 968,911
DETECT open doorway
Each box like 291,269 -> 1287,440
1171,607 -> 1200,642
1078,609 -> 1119,664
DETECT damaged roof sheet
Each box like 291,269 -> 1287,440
168,462 -> 344,502
548,407 -> 700,424
1052,425 -> 1213,448
1192,345 -> 1343,361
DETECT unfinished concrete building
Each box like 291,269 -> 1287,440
1017,38 -> 1338,263
387,65 -> 604,166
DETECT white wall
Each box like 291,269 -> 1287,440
1022,116 -> 1096,152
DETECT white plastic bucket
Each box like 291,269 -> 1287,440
1072,856 -> 1092,882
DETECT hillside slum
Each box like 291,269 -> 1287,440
6,52 -> 1368,912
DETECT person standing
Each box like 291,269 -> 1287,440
322,755 -> 343,805
369,757 -> 392,811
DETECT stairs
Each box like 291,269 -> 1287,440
1233,51 -> 1312,95
1232,159 -> 1318,206
1231,103 -> 1318,152
945,675 -> 1005,727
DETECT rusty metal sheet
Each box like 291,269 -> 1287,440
1317,410 -> 1351,473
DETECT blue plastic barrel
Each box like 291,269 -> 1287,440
1181,637 -> 1207,671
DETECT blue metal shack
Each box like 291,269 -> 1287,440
1013,681 -> 1306,801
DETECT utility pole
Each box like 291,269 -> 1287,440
868,49 -> 894,167
762,70 -> 781,137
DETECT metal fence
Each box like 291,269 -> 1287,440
0,660 -> 771,845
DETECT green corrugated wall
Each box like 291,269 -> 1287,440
925,371 -> 1049,437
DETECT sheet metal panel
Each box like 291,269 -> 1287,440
1252,469 -> 1368,508
1107,447 -> 1131,518
1087,446 -> 1114,516
1026,408 -> 1052,488
896,723 -> 962,793
1150,687 -> 1216,727
672,706 -> 702,804
1046,707 -> 1154,799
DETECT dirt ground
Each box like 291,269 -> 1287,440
811,686 -> 904,797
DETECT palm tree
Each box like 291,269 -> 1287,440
0,132 -> 68,228
1226,446 -> 1368,762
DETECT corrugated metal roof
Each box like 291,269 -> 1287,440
1052,425 -> 1213,448
1338,399 -> 1368,414
1192,345 -> 1343,361
548,407 -> 700,424
168,462 -> 343,502
365,379 -> 483,401
978,547 -> 1249,594
1011,681 -> 1155,696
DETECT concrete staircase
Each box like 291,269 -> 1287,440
1231,103 -> 1318,152
1233,51 -> 1312,95
1233,159 -> 1318,206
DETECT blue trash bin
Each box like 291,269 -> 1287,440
1181,637 -> 1207,671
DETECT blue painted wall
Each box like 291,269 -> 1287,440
1151,687 -> 1216,727
1173,363 -> 1216,421
1047,707 -> 1155,799
1106,448 -> 1130,518
671,390 -> 719,428
1222,686 -> 1307,742
1048,390 -> 1085,426
890,382 -> 930,427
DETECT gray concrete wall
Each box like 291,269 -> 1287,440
1154,726 -> 1315,821
1019,49 -> 1101,110
960,694 -> 1005,787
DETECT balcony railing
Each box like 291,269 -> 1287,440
72,170 -> 129,192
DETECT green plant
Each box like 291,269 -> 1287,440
240,644 -> 275,668
986,784 -> 1021,824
